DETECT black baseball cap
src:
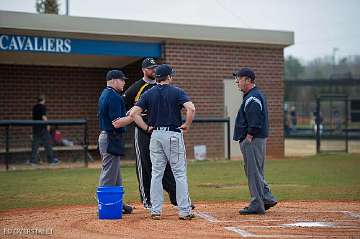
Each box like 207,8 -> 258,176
106,70 -> 128,81
233,68 -> 256,81
142,57 -> 158,69
155,64 -> 176,79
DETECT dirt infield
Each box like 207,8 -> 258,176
1,201 -> 360,238
285,139 -> 360,157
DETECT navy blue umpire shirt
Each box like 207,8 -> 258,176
135,84 -> 190,128
233,87 -> 269,142
98,86 -> 126,133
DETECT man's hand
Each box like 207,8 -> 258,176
146,126 -> 154,134
179,123 -> 190,133
246,134 -> 253,142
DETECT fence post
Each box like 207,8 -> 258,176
316,97 -> 321,154
345,97 -> 349,153
226,118 -> 231,160
84,120 -> 89,168
5,125 -> 10,171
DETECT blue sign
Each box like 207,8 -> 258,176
0,34 -> 161,57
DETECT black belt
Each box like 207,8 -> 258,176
154,127 -> 181,133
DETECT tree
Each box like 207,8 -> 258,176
284,55 -> 305,80
36,0 -> 59,14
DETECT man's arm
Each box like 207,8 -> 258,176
41,108 -> 50,131
180,101 -> 196,133
109,95 -> 134,128
129,106 -> 153,133
112,115 -> 133,128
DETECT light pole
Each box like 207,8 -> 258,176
332,47 -> 338,75
65,0 -> 69,16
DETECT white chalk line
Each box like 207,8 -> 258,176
225,227 -> 254,237
341,211 -> 360,220
233,225 -> 360,229
197,210 -> 360,238
260,210 -> 360,213
224,226 -> 349,238
194,210 -> 360,223
193,211 -> 220,223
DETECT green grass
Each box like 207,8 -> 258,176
0,154 -> 359,211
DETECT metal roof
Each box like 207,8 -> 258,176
0,10 -> 294,46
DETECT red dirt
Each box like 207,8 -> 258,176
1,201 -> 359,238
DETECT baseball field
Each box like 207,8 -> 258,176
1,153 -> 360,238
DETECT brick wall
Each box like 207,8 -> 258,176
164,41 -> 284,158
0,41 -> 285,161
0,63 -> 141,160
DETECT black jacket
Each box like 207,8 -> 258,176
233,87 -> 269,142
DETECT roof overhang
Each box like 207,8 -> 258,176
0,10 -> 294,46
0,11 -> 294,67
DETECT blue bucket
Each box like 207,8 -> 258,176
96,186 -> 123,220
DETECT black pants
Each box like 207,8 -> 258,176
31,130 -> 55,163
134,127 -> 177,206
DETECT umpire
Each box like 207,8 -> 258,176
130,64 -> 195,220
123,58 -> 177,209
98,69 -> 134,214
233,68 -> 277,215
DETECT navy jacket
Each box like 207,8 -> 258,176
98,86 -> 126,134
233,87 -> 269,142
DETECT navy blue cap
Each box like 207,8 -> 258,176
142,57 -> 158,69
233,68 -> 256,80
106,70 -> 128,81
155,64 -> 176,79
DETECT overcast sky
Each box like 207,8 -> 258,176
1,0 -> 359,62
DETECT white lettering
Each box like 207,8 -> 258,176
47,38 -> 56,52
34,37 -> 42,51
8,37 -> 18,50
23,37 -> 34,51
2,35 -> 71,53
0,35 -> 9,50
63,39 -> 71,53
42,37 -> 47,51
16,36 -> 26,50
55,38 -> 64,52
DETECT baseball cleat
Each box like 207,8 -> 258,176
264,201 -> 277,211
179,213 -> 195,220
151,214 -> 161,220
123,204 -> 133,214
239,208 -> 265,215
144,203 -> 152,210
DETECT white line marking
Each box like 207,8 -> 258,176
282,222 -> 335,227
193,211 -> 220,223
225,227 -> 254,237
235,225 -> 359,229
267,210 -> 356,213
342,211 -> 360,219
224,227 -> 345,238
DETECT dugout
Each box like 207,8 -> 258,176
0,11 -> 293,160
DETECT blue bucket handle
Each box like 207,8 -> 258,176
94,194 -> 123,206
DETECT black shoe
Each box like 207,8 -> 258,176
27,160 -> 41,166
144,203 -> 152,210
151,214 -> 161,220
239,208 -> 265,215
264,201 -> 277,211
49,159 -> 60,165
179,213 -> 195,220
122,204 -> 133,214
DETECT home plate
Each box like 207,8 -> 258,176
282,222 -> 335,227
